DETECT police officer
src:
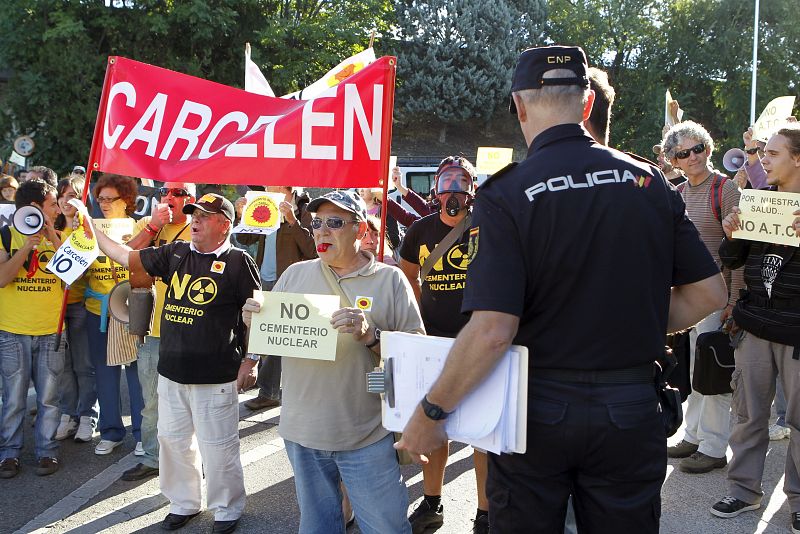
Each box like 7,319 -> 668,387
397,45 -> 728,532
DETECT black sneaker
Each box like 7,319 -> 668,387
710,496 -> 761,518
792,511 -> 800,534
472,514 -> 489,534
409,499 -> 444,534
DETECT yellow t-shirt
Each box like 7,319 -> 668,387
0,227 -> 64,335
84,218 -> 147,316
61,227 -> 88,305
143,217 -> 192,337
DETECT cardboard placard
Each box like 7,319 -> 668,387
476,147 -> 513,175
248,291 -> 341,360
733,189 -> 800,247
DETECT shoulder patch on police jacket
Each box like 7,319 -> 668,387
479,162 -> 518,189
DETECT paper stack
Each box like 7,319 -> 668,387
379,332 -> 528,454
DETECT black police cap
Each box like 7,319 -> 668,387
509,45 -> 590,114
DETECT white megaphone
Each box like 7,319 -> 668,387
12,205 -> 44,235
723,148 -> 747,173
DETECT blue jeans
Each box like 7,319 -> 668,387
285,433 -> 411,534
0,331 -> 65,460
86,311 -> 143,442
59,303 -> 98,420
137,336 -> 160,468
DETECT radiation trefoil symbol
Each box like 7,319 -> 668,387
447,244 -> 471,270
188,277 -> 218,305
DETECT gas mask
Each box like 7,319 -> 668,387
435,166 -> 474,216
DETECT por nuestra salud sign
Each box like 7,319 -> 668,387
733,189 -> 800,247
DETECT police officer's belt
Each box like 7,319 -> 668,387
740,290 -> 800,310
534,363 -> 655,384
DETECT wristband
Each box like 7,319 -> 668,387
143,224 -> 157,236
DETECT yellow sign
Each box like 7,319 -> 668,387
95,218 -> 135,244
233,191 -> 284,235
476,147 -> 513,175
733,189 -> 800,247
248,292 -> 341,361
752,96 -> 796,143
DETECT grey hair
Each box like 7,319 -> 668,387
514,69 -> 591,109
662,121 -> 715,160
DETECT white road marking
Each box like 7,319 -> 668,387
19,396 -> 284,533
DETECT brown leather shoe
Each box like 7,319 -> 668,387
243,396 -> 280,411
0,458 -> 20,479
121,463 -> 159,481
666,439 -> 698,458
679,452 -> 727,473
35,457 -> 59,476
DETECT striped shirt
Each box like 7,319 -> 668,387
681,172 -> 744,305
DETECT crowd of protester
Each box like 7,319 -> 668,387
1,43 -> 800,534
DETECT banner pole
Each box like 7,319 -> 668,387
749,0 -> 760,125
56,57 -> 113,345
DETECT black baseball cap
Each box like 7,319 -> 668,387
509,45 -> 590,114
183,193 -> 235,222
308,190 -> 368,221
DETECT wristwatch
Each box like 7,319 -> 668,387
365,328 -> 381,348
420,395 -> 451,421
245,353 -> 261,361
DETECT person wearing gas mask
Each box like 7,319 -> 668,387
398,156 -> 489,534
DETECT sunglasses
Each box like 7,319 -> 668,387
159,187 -> 190,197
745,147 -> 764,156
311,216 -> 358,230
674,143 -> 706,160
96,196 -> 121,204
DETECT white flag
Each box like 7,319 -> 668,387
244,46 -> 376,101
244,43 -> 275,97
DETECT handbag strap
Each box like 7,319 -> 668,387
318,261 -> 380,367
419,213 -> 471,280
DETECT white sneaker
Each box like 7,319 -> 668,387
769,423 -> 790,441
94,439 -> 123,455
55,414 -> 78,440
134,442 -> 145,456
74,416 -> 95,443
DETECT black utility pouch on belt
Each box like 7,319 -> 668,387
656,348 -> 683,438
692,329 -> 735,395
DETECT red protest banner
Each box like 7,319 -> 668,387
88,56 -> 396,188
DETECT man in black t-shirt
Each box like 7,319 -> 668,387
90,193 -> 260,534
396,46 -> 728,533
399,156 -> 489,533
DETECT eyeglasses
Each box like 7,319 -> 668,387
311,216 -> 358,230
674,143 -> 706,160
96,196 -> 121,204
745,147 -> 764,156
159,187 -> 190,197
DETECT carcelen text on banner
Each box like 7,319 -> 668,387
92,56 -> 396,188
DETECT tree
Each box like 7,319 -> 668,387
0,0 -> 392,173
393,0 -> 546,142
544,0 -> 800,160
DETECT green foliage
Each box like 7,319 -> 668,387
545,0 -> 800,161
0,0 -> 392,173
393,0 -> 546,123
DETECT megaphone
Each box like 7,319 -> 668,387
12,205 -> 44,235
723,148 -> 747,173
108,280 -> 155,344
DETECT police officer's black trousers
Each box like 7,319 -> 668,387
487,377 -> 666,533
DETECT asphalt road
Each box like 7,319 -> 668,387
1,382 -> 796,533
